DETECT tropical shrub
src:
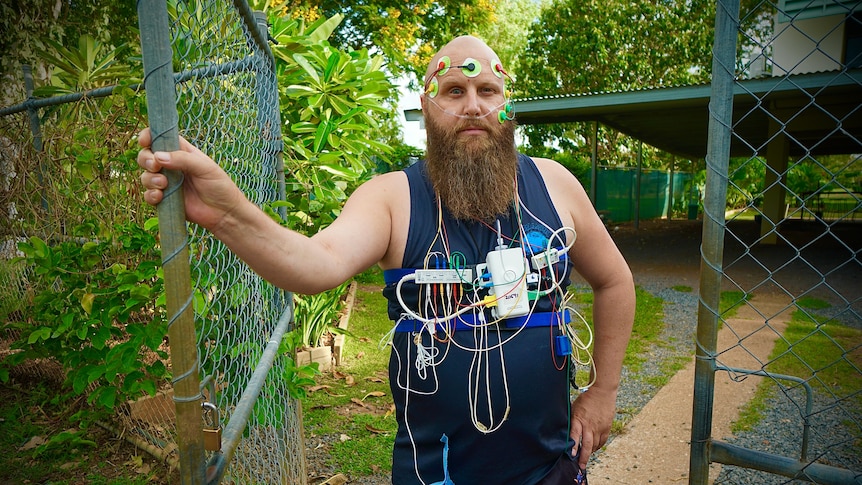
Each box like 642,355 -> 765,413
293,281 -> 350,349
2,222 -> 167,415
269,13 -> 393,235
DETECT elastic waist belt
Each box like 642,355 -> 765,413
393,310 -> 570,333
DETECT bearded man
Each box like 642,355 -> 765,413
138,35 -> 634,485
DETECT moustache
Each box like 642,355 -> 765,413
453,118 -> 495,133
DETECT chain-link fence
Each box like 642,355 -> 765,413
1,0 -> 305,482
692,1 -> 861,483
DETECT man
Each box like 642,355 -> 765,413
138,35 -> 634,484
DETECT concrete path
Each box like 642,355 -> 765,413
589,295 -> 795,484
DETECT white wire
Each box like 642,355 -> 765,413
467,320 -> 511,434
391,333 -> 435,485
395,273 -> 479,324
561,299 -> 596,390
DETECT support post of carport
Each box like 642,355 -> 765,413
669,155 -> 676,220
760,108 -> 790,244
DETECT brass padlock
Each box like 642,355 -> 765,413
202,401 -> 222,451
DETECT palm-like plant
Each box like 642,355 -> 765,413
33,34 -> 131,96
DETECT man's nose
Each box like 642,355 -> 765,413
461,89 -> 482,117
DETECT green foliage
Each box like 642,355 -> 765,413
522,0 -> 713,96
33,34 -> 132,95
0,0 -> 138,98
262,0 -> 498,82
0,381 -> 175,483
269,13 -> 393,234
2,223 -> 167,418
293,281 -> 351,349
516,0 -> 714,174
3,45 -> 148,240
473,0 -> 547,77
385,140 -> 424,173
0,26 -> 153,435
727,157 -> 767,210
786,154 -> 861,202
525,145 -> 592,186
31,428 -> 97,458
279,331 -> 321,399
0,257 -> 30,320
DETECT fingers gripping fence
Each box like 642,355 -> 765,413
137,1 -> 299,483
691,1 -> 861,484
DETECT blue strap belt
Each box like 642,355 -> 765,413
394,310 -> 570,333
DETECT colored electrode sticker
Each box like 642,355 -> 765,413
436,56 -> 451,76
460,58 -> 481,77
492,59 -> 505,78
426,77 -> 439,97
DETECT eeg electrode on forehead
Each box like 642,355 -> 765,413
424,56 -> 516,124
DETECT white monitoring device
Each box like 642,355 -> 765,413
476,245 -> 530,319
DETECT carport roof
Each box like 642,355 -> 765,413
405,69 -> 862,160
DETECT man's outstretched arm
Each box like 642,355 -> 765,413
137,128 -> 398,293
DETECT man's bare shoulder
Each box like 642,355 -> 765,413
351,170 -> 409,201
530,155 -> 564,170
528,156 -> 580,184
346,170 -> 410,269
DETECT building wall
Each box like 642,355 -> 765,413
772,13 -> 847,75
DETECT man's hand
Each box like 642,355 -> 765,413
569,386 -> 618,470
137,128 -> 246,231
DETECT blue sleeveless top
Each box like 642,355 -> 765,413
382,154 -> 575,484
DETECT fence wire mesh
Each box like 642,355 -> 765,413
146,1 -> 303,482
1,1 -> 305,482
694,1 -> 861,483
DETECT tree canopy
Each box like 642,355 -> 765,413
520,0 -> 714,95
257,0 -> 498,81
515,0 -> 716,163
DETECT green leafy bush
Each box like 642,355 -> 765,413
293,281 -> 350,349
269,13 -> 393,235
2,221 -> 167,416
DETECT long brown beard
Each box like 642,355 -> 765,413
425,113 -> 519,222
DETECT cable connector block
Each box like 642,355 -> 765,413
414,268 -> 473,284
531,248 -> 561,270
555,335 -> 572,357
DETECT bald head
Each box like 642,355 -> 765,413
424,36 -> 501,85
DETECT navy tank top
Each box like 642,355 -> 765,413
382,154 -> 575,484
